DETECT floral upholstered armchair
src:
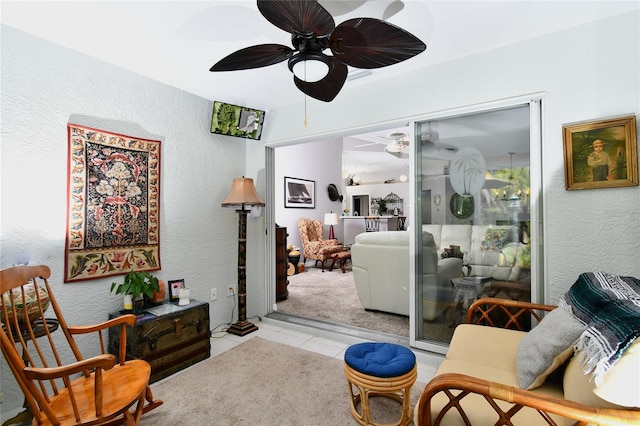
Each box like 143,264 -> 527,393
297,218 -> 340,271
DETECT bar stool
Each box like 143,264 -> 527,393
344,342 -> 417,426
364,216 -> 380,232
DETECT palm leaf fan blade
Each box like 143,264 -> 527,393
210,44 -> 294,71
294,57 -> 348,102
330,18 -> 426,69
257,0 -> 335,36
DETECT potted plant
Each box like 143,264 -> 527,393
111,271 -> 160,313
377,198 -> 388,215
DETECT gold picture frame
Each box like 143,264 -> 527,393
563,115 -> 637,190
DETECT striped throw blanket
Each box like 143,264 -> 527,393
560,272 -> 640,385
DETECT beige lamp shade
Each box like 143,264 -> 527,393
221,177 -> 265,207
324,213 -> 339,226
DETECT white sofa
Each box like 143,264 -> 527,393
350,230 -> 462,319
422,224 -> 530,282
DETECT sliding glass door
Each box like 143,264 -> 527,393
410,99 -> 542,353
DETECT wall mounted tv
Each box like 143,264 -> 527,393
210,101 -> 265,140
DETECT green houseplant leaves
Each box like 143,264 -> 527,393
110,271 -> 159,300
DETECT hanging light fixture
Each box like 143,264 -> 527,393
504,152 -> 520,202
288,52 -> 333,82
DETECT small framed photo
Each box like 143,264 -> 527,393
563,115 -> 638,190
168,279 -> 185,303
284,176 -> 315,208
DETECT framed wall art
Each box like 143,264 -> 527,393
284,177 -> 315,208
64,124 -> 161,282
563,115 -> 637,190
210,101 -> 264,140
168,279 -> 185,303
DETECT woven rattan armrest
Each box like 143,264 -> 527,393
466,297 -> 556,330
415,373 -> 640,426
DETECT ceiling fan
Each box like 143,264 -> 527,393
383,132 -> 410,156
352,131 -> 409,157
209,0 -> 426,102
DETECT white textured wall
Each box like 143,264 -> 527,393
0,26 -> 251,414
259,11 -> 640,303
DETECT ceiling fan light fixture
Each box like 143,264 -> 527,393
385,143 -> 405,153
288,52 -> 333,82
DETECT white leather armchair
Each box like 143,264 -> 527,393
351,230 -> 462,319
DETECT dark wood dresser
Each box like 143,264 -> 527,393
108,300 -> 210,383
275,226 -> 289,300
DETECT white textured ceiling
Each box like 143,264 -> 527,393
3,1 -> 637,175
2,1 -> 638,110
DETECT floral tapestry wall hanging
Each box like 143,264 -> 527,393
65,124 -> 161,282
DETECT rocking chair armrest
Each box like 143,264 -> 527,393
68,314 -> 137,334
416,373 -> 640,426
466,297 -> 556,328
23,354 -> 116,381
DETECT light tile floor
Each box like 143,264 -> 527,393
210,317 -> 444,385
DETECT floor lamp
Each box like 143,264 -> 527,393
222,177 -> 265,336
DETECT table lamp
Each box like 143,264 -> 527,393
324,212 -> 339,240
222,177 -> 265,336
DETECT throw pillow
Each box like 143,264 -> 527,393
498,243 -> 531,268
517,243 -> 531,267
498,243 -> 520,267
481,228 -> 512,251
516,304 -> 586,390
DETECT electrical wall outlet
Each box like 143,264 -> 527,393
227,286 -> 234,297
210,288 -> 217,301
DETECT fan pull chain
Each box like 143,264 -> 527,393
304,93 -> 308,128
303,62 -> 308,128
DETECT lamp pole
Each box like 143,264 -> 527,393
222,177 -> 264,336
226,206 -> 258,336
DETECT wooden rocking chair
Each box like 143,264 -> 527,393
0,265 -> 163,425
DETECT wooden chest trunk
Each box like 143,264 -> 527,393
109,300 -> 211,383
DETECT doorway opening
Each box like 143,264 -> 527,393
267,98 -> 542,348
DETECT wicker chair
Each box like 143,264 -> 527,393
414,298 -> 640,425
297,217 -> 340,271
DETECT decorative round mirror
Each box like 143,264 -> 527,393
450,193 -> 474,219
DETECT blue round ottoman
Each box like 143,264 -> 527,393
344,342 -> 417,426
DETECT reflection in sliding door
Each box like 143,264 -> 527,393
412,101 -> 541,353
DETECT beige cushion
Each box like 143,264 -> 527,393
516,305 -> 586,390
592,338 -> 640,408
563,353 -> 624,409
446,324 -> 525,373
430,358 -> 571,426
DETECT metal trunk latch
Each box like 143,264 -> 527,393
174,318 -> 182,337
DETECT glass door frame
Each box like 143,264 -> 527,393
409,95 -> 544,354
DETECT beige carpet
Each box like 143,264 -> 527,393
140,337 -> 425,425
277,265 -> 410,336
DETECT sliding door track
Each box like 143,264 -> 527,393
266,312 -> 409,346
